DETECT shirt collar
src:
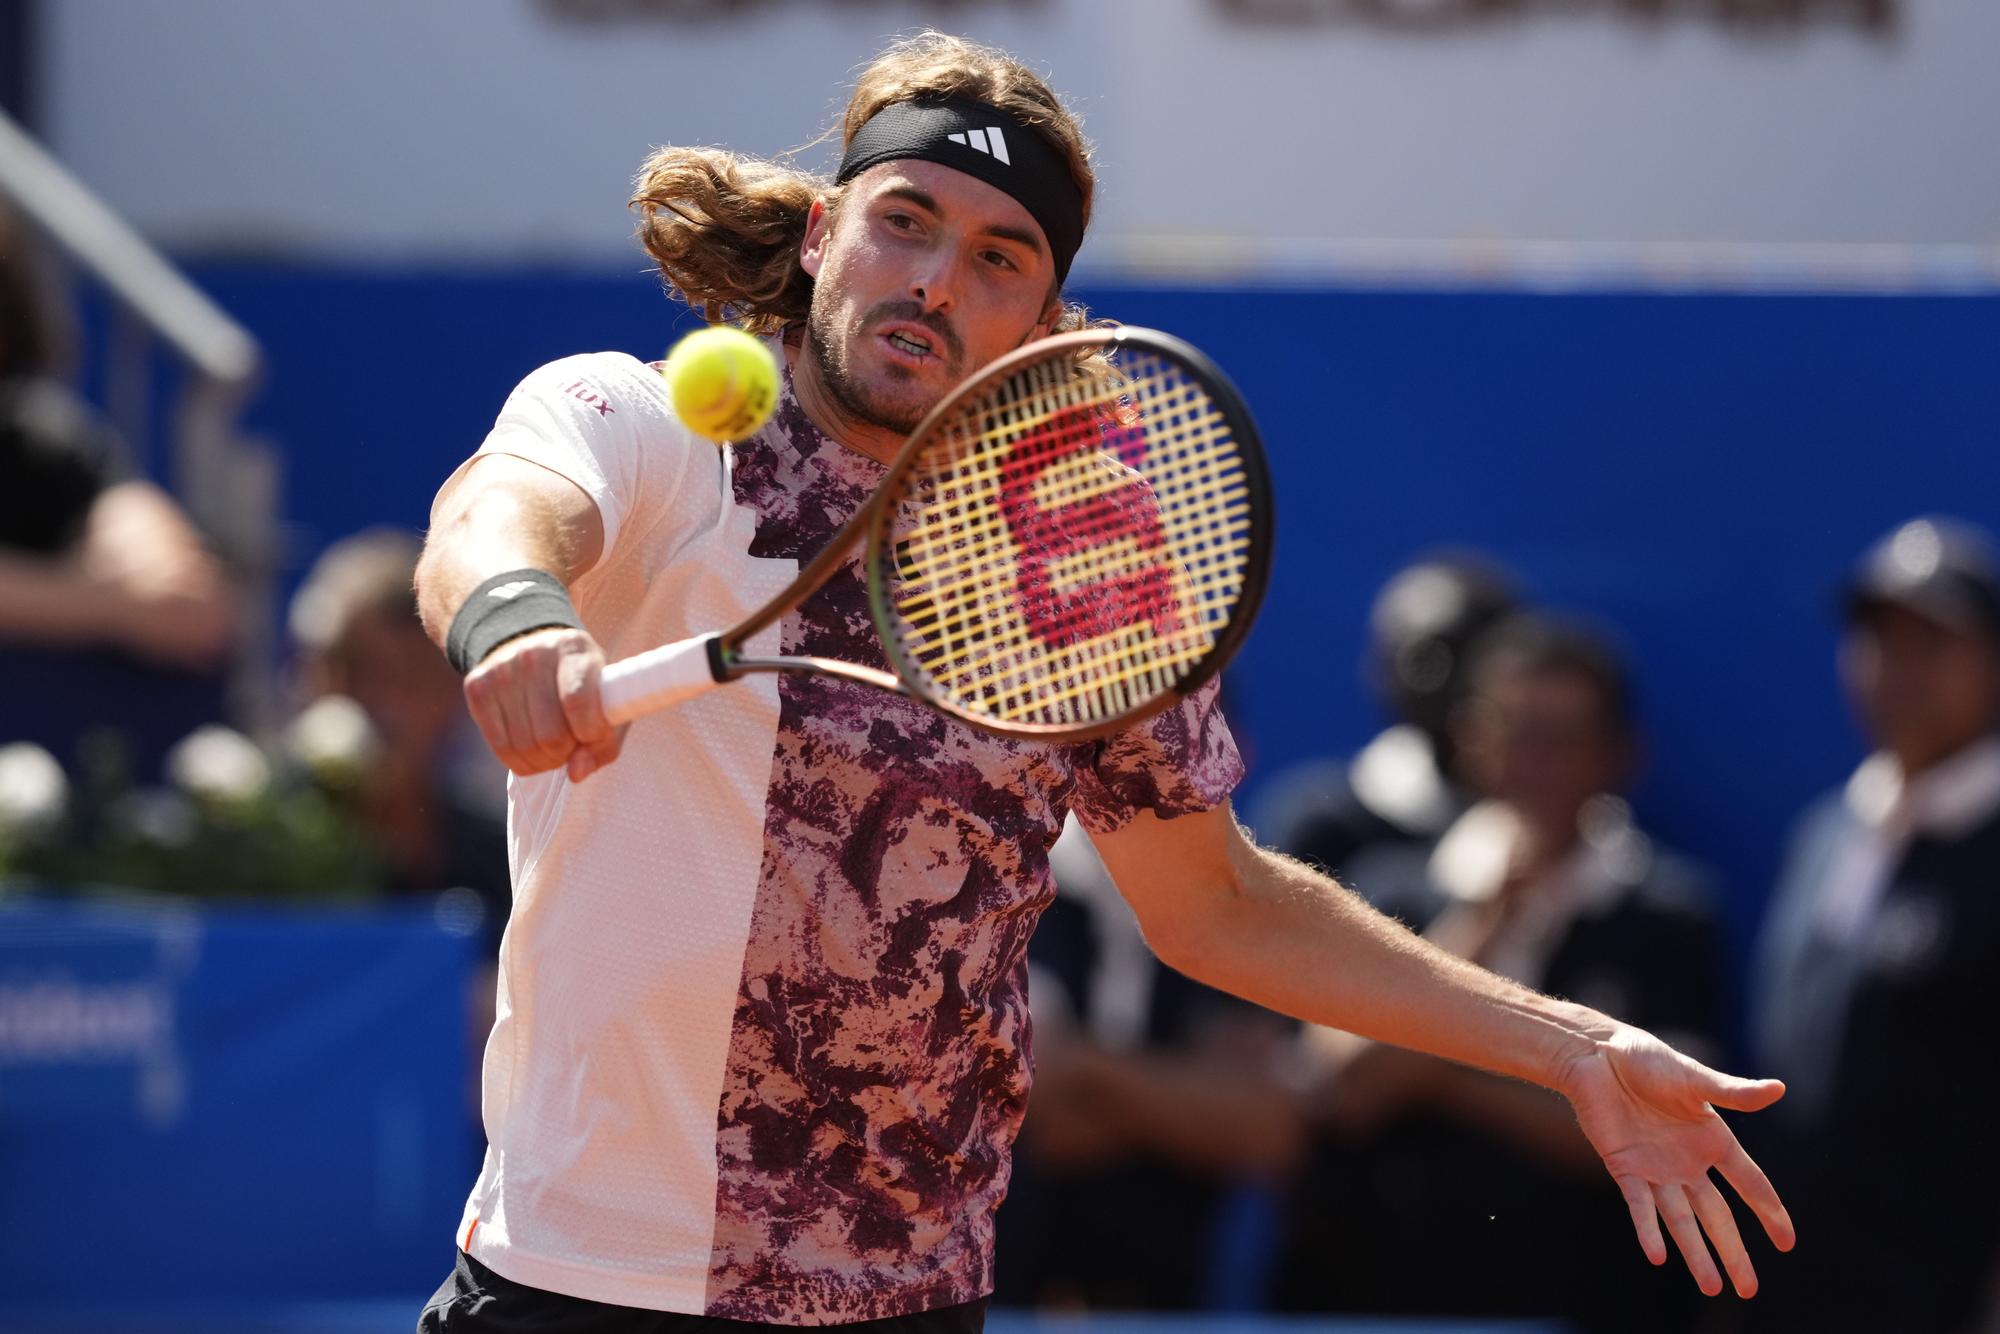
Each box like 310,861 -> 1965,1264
1844,733 -> 2000,840
1429,796 -> 1644,919
1347,724 -> 1459,836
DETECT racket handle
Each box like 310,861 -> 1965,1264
600,633 -> 727,726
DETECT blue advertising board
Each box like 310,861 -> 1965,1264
0,895 -> 475,1307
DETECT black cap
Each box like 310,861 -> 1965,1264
1368,555 -> 1518,732
1843,516 -> 2000,642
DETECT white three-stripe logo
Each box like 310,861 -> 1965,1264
945,126 -> 1011,165
487,580 -> 538,601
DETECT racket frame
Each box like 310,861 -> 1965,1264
652,326 -> 1272,739
860,325 -> 1273,742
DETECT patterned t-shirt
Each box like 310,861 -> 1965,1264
438,338 -> 1243,1325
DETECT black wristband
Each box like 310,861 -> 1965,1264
445,569 -> 584,675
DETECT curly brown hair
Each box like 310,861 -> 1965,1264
630,32 -> 1104,344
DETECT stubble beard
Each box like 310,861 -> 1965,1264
804,285 -> 962,438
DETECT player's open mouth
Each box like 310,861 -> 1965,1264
881,329 -> 937,364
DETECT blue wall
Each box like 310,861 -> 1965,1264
180,263 -> 2000,976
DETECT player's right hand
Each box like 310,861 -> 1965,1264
462,626 -> 627,782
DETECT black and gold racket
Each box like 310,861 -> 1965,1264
600,325 -> 1272,742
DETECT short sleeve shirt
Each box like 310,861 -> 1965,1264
443,341 -> 1242,1325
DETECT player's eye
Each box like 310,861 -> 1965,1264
981,249 -> 1019,272
884,212 -> 920,233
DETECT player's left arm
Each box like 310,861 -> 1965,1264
1088,802 -> 1797,1299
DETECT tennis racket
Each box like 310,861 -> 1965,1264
599,325 -> 1273,742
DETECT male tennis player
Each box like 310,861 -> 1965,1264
413,32 -> 1792,1333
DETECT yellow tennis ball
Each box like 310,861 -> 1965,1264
662,326 -> 779,443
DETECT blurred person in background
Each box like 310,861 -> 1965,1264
1741,516 -> 2000,1334
1276,612 -> 1727,1332
291,528 -> 511,1178
0,202 -> 235,676
1254,554 -> 1517,887
289,527 -> 509,935
994,814 -> 1303,1312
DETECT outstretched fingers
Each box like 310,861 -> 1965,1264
1717,1140 -> 1797,1252
1616,1174 -> 1668,1268
1690,1175 -> 1758,1298
1655,1182 -> 1724,1296
1589,1037 -> 1793,1298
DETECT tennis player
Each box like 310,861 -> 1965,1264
413,32 -> 1792,1333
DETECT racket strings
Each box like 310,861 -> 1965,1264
893,357 -> 1246,724
969,355 -> 1248,719
883,346 -> 1255,728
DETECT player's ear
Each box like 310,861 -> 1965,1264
800,199 -> 831,280
1029,289 -> 1062,342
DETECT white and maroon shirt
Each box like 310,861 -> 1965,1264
438,340 -> 1242,1324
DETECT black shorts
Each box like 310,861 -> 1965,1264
418,1249 -> 988,1333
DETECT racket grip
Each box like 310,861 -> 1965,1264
600,633 -> 727,726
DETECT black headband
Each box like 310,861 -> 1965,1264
835,95 -> 1085,283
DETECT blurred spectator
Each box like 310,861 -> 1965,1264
291,528 -> 510,1174
0,203 -> 235,672
288,527 -> 509,933
1274,612 -> 1723,1332
0,203 -> 236,782
1253,554 -> 1517,887
1740,517 -> 2000,1334
994,815 -> 1304,1311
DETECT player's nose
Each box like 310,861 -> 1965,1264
906,251 -> 960,313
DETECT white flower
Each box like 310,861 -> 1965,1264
285,695 -> 382,787
0,743 -> 67,835
167,726 -> 272,804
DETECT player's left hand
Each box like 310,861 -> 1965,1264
1558,1023 -> 1795,1298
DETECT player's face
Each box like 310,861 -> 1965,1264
1842,602 -> 2000,773
799,160 -> 1060,436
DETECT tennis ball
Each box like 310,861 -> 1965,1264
662,325 -> 780,443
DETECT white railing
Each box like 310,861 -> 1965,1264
0,108 -> 278,737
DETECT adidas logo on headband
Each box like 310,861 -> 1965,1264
944,127 -> 1011,165
838,95 -> 1081,278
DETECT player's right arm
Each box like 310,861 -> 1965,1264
416,453 -> 622,782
